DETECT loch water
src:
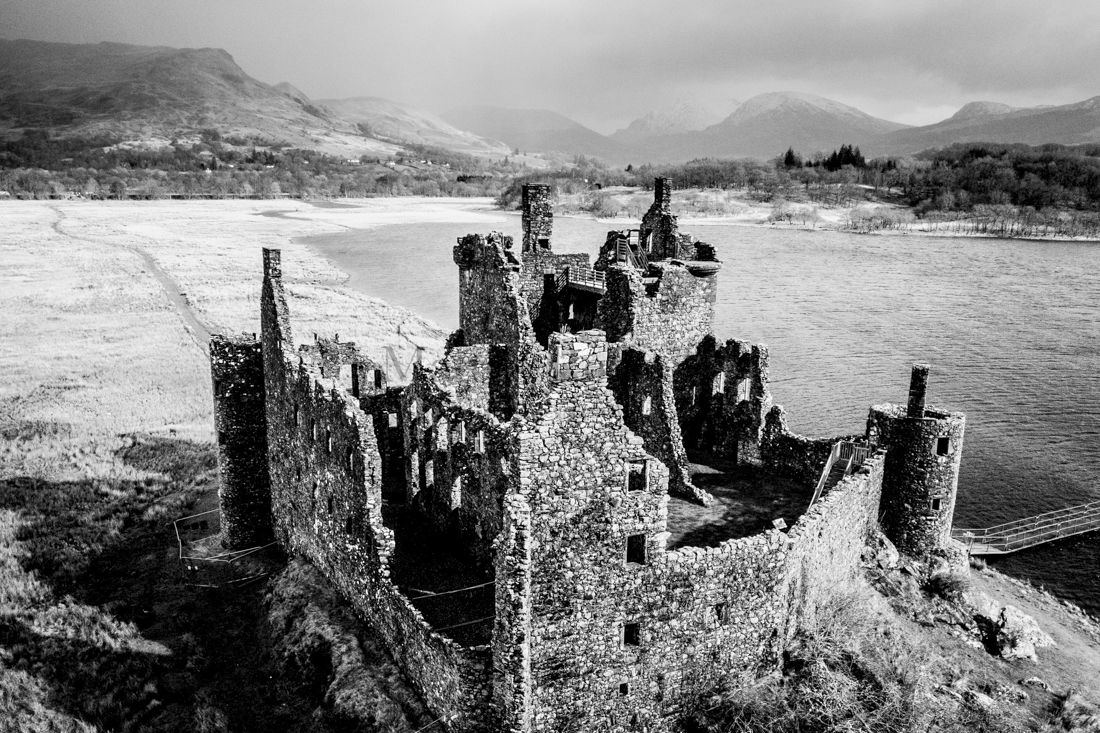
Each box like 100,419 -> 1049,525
306,214 -> 1100,613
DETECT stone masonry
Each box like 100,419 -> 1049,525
210,181 -> 969,733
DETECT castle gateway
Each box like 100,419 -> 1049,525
211,181 -> 966,733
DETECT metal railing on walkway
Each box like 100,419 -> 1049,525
555,265 -> 606,294
809,441 -> 874,508
953,500 -> 1100,555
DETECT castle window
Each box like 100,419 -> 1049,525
217,430 -> 227,445
538,237 -> 550,249
373,369 -> 383,389
714,602 -> 729,624
423,408 -> 433,427
626,534 -> 647,565
641,396 -> 652,416
691,386 -> 698,405
454,421 -> 466,444
627,460 -> 647,492
408,400 -> 418,418
327,495 -> 334,515
568,302 -> 575,320
326,429 -> 333,454
388,412 -> 397,429
619,682 -> 630,696
623,622 -> 641,647
310,419 -> 316,441
713,372 -> 726,395
424,459 -> 434,489
451,476 -> 462,509
936,437 -> 950,456
475,430 -> 485,454
293,405 -> 299,426
347,448 -> 355,471
930,498 -> 942,512
737,378 -> 750,402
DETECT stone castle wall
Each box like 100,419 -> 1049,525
210,334 -> 271,548
258,249 -> 496,731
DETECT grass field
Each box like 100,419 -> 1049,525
0,198 -> 475,731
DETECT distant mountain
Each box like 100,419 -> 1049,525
319,97 -> 511,157
874,97 -> 1100,155
0,39 -> 399,156
442,106 -> 632,161
273,81 -> 312,106
610,100 -> 728,144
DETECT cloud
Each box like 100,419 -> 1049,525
1,0 -> 1097,130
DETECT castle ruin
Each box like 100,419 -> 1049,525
211,180 -> 967,732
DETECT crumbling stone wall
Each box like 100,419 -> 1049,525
453,233 -> 549,419
210,334 -> 272,548
640,177 -> 694,261
674,336 -> 772,467
597,262 -> 718,368
254,248 -> 496,732
610,347 -> 705,504
760,405 -> 858,485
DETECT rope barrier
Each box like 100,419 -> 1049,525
433,615 -> 495,633
405,580 -> 495,599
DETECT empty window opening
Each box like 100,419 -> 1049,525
475,430 -> 486,454
691,386 -> 698,405
387,412 -> 397,429
936,437 -> 951,456
422,408 -> 433,428
714,602 -> 729,624
409,453 -> 420,491
538,237 -> 550,249
627,461 -> 647,492
623,622 -> 641,647
713,372 -> 726,395
568,302 -> 575,320
408,400 -> 418,418
626,534 -> 647,565
217,430 -> 227,445
424,459 -> 434,488
641,396 -> 652,416
737,378 -> 750,402
455,421 -> 466,444
326,429 -> 333,454
327,495 -> 334,515
619,682 -> 630,696
295,465 -> 301,482
310,419 -> 316,441
930,497 -> 942,512
451,476 -> 462,509
293,405 -> 299,426
345,515 -> 356,535
347,448 -> 355,471
373,369 -> 383,389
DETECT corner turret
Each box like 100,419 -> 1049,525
867,365 -> 965,566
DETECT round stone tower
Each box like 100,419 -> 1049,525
866,365 -> 965,564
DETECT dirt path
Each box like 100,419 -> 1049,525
48,205 -> 214,356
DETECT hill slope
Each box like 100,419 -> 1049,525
0,39 -> 398,156
610,100 -> 728,145
442,105 -> 632,161
875,96 -> 1100,155
318,96 -> 511,157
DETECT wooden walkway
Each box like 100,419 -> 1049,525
952,500 -> 1100,555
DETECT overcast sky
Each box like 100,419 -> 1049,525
2,0 -> 1098,133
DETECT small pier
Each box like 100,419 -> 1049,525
953,500 -> 1100,555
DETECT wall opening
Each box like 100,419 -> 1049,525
623,622 -> 640,647
737,378 -> 750,402
325,429 -> 332,454
627,461 -> 647,492
327,495 -> 333,515
347,448 -> 354,471
714,602 -> 729,624
712,372 -> 725,395
475,430 -> 486,454
293,405 -> 299,426
217,431 -> 227,445
455,420 -> 466,444
451,476 -> 462,509
373,369 -> 383,388
310,419 -> 316,441
930,497 -> 942,512
619,682 -> 630,696
641,396 -> 652,416
936,436 -> 950,456
626,534 -> 647,565
388,412 -> 398,428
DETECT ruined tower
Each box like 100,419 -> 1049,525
866,365 -> 965,563
210,333 -> 273,548
521,183 -> 553,252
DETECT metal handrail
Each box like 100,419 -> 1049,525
809,440 -> 873,508
953,501 -> 1100,554
558,265 -> 606,291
